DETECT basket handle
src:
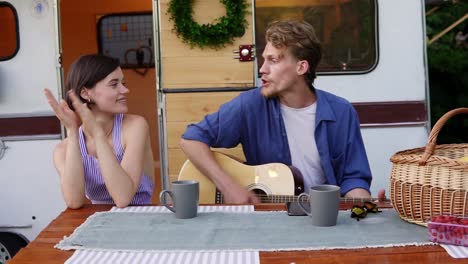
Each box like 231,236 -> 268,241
419,107 -> 468,165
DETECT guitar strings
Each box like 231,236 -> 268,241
250,194 -> 388,203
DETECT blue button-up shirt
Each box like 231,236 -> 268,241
182,88 -> 372,196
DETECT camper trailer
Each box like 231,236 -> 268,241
0,0 -> 429,259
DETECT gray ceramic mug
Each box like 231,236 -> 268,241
298,184 -> 340,226
160,180 -> 199,219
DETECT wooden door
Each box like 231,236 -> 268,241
158,0 -> 255,184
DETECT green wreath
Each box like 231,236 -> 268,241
168,0 -> 248,49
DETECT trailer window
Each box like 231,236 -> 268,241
255,0 -> 377,75
97,12 -> 155,69
0,2 -> 19,61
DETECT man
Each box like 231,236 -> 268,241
180,20 -> 382,203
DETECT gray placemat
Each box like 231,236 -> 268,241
56,209 -> 433,252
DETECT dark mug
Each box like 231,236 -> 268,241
298,184 -> 340,226
160,180 -> 199,219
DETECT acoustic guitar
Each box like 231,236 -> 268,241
178,152 -> 304,204
178,151 -> 384,204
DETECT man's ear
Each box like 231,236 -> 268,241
296,60 -> 310,76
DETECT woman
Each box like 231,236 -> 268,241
44,54 -> 154,208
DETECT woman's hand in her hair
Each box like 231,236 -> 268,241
44,88 -> 80,131
67,90 -> 104,138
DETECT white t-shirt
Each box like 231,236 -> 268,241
280,102 -> 326,191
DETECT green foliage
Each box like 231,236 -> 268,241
168,0 -> 248,49
426,2 -> 468,143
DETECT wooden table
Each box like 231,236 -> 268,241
9,203 -> 466,264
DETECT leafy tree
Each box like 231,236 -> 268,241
426,1 -> 468,143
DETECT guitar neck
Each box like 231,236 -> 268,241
255,194 -> 388,204
339,197 -> 388,203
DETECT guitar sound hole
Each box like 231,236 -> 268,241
252,189 -> 268,203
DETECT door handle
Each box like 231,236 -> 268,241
233,44 -> 254,61
0,139 -> 8,160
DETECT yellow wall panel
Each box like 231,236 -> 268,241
165,92 -> 240,121
159,0 -> 254,89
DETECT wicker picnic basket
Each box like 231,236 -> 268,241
390,108 -> 468,226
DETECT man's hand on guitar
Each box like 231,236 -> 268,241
222,183 -> 260,204
376,189 -> 386,202
344,188 -> 372,199
344,188 -> 387,202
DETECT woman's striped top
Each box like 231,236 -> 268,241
78,113 -> 154,205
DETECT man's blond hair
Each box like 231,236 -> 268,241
266,20 -> 322,86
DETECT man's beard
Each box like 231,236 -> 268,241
261,85 -> 277,98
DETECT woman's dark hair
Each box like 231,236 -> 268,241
65,54 -> 120,110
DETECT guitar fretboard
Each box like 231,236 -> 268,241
215,191 -> 388,204
256,194 -> 388,204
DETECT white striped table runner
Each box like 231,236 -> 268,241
441,245 -> 468,258
64,205 -> 260,264
66,249 -> 260,264
109,205 -> 254,213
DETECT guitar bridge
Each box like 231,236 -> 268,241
215,189 -> 224,204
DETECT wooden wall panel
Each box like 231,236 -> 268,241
256,0 -> 339,7
167,122 -> 188,148
161,57 -> 254,88
166,92 -> 240,121
159,30 -> 241,57
159,0 -> 254,89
